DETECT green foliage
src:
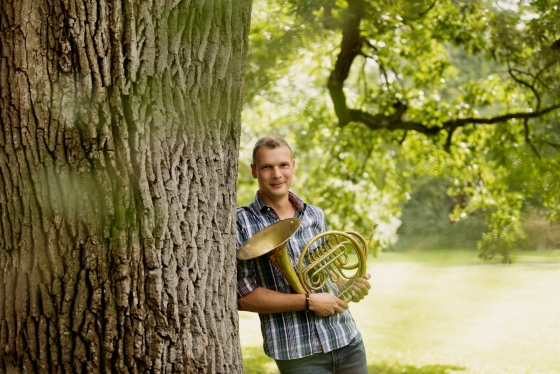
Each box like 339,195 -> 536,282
240,0 -> 560,262
390,176 -> 489,251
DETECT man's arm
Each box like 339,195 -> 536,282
238,287 -> 349,317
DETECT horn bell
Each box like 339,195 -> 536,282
237,218 -> 301,260
237,218 -> 307,294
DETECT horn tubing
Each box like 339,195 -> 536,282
306,243 -> 348,276
298,231 -> 367,301
268,244 -> 308,294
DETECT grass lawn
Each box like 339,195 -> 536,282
239,249 -> 560,373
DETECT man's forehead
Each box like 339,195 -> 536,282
254,146 -> 293,163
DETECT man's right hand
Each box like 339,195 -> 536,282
308,293 -> 348,317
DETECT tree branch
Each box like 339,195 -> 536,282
508,63 -> 541,110
523,118 -> 541,158
444,126 -> 458,153
348,105 -> 560,135
327,0 -> 365,126
442,105 -> 560,128
348,108 -> 440,134
544,140 -> 560,149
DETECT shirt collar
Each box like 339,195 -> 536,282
252,191 -> 306,215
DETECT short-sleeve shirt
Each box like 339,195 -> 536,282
236,191 -> 361,360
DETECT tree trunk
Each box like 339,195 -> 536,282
0,0 -> 251,373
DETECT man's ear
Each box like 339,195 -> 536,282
251,164 -> 257,178
292,159 -> 296,172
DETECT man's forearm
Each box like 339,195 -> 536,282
237,287 -> 306,314
238,287 -> 349,317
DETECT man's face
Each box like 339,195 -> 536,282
251,145 -> 296,203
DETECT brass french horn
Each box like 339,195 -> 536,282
237,219 -> 377,302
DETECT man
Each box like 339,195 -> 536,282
236,135 -> 371,373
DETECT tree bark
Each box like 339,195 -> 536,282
0,0 -> 251,373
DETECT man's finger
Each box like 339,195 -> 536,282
351,289 -> 361,303
357,276 -> 372,287
353,277 -> 371,290
352,284 -> 368,297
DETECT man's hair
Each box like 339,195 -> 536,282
252,136 -> 292,165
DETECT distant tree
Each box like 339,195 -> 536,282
0,0 -> 250,372
240,0 -> 560,262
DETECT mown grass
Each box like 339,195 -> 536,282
239,249 -> 560,374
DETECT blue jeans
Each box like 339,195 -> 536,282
274,338 -> 368,374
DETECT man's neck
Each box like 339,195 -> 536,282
259,192 -> 296,220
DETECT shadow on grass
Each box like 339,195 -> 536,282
242,346 -> 467,374
241,346 -> 278,374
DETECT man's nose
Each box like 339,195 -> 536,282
271,167 -> 281,177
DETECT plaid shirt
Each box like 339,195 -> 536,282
237,192 -> 361,360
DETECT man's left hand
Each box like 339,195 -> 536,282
348,273 -> 371,303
